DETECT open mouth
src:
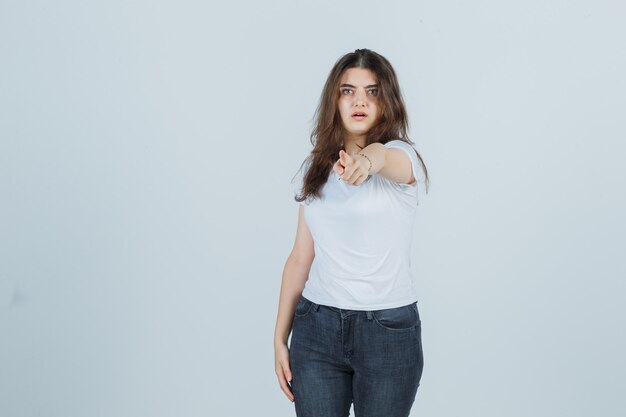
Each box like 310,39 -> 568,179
352,112 -> 367,120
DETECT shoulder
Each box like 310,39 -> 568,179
383,139 -> 416,151
382,140 -> 419,168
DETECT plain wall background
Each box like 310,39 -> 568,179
1,0 -> 625,416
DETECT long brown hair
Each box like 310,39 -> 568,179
294,48 -> 429,203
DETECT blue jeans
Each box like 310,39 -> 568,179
289,295 -> 424,417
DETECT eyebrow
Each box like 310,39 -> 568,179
340,83 -> 379,88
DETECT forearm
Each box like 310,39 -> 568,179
352,142 -> 386,175
274,256 -> 312,346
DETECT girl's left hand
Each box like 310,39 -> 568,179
333,150 -> 369,186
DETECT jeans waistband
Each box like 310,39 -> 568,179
300,295 -> 416,320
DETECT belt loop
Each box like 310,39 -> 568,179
366,310 -> 373,320
313,303 -> 320,312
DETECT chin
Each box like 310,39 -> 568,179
352,126 -> 372,135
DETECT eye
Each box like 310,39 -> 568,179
368,89 -> 379,96
341,88 -> 353,95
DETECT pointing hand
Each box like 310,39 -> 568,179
333,149 -> 369,186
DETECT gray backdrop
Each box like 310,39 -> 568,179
1,0 -> 624,416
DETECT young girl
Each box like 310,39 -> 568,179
274,48 -> 430,417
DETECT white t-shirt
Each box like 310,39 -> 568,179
293,139 -> 426,310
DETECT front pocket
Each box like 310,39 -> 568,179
372,304 -> 420,331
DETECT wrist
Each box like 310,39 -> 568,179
356,153 -> 372,173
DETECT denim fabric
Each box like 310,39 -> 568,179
289,295 -> 424,417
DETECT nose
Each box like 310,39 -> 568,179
354,89 -> 367,107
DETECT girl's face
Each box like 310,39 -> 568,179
337,67 -> 380,142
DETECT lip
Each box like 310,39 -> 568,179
351,111 -> 368,121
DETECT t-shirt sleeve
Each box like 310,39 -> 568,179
383,140 -> 426,186
382,140 -> 426,206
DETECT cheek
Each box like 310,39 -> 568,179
338,100 -> 352,118
369,105 -> 380,121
